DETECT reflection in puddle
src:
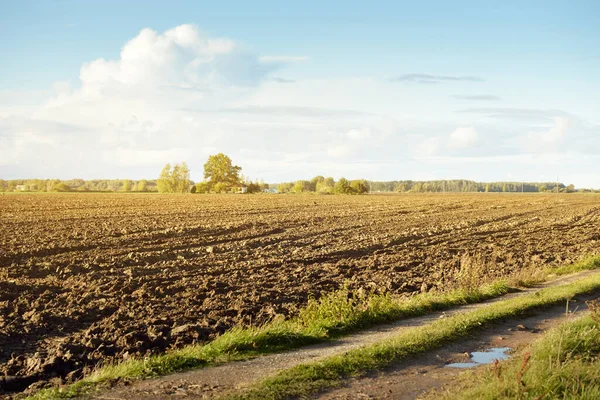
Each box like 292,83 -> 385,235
446,347 -> 511,368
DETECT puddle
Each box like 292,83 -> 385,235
446,347 -> 511,368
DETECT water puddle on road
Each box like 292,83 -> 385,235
446,347 -> 511,368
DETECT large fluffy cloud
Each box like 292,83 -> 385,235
1,24 -> 599,187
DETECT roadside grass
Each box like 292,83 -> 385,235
548,255 -> 600,277
504,254 -> 600,288
27,281 -> 510,400
226,272 -> 600,400
432,300 -> 600,399
26,255 -> 600,399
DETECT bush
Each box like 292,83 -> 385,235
213,182 -> 229,193
52,183 -> 71,192
194,182 -> 210,193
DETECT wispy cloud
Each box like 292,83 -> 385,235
457,107 -> 571,122
390,73 -> 483,84
271,76 -> 296,83
259,55 -> 309,63
452,95 -> 501,101
216,105 -> 373,118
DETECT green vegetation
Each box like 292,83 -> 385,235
26,255 -> 600,399
134,179 -> 148,192
3,174 -> 597,194
433,302 -> 600,399
201,153 -> 242,190
52,182 -> 71,192
0,178 -> 160,193
227,272 -> 600,400
156,162 -> 191,193
276,176 -> 369,194
549,256 -> 600,276
121,179 -> 132,192
370,179 -> 569,193
193,153 -> 267,194
27,280 -> 511,399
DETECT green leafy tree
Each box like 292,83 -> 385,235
122,180 -> 132,192
157,164 -> 173,193
157,162 -> 191,193
292,180 -> 311,193
316,178 -> 335,194
194,181 -> 210,193
309,176 -> 325,192
277,182 -> 293,193
246,182 -> 262,193
136,179 -> 148,192
334,178 -> 352,194
350,179 -> 369,194
204,153 -> 242,191
52,182 -> 71,192
213,182 -> 229,193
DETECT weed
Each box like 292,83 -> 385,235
585,298 -> 600,325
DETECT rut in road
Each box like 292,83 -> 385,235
93,269 -> 600,400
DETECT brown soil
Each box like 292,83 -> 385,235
0,193 -> 599,394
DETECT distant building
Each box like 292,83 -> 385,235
231,186 -> 248,194
15,185 -> 26,191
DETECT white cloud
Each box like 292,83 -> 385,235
414,136 -> 441,157
346,127 -> 372,140
259,56 -> 308,63
77,25 -> 252,88
520,117 -> 568,152
102,147 -> 201,167
0,24 -> 599,187
448,126 -> 478,149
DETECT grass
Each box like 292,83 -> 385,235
27,281 -> 511,399
548,255 -> 600,277
26,254 -> 600,399
432,301 -> 600,399
225,272 -> 600,400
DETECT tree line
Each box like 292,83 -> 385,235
2,153 -> 594,194
367,180 -> 580,193
0,178 -> 157,193
275,177 -> 369,194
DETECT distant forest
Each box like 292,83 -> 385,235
1,178 -> 596,193
274,178 -> 587,194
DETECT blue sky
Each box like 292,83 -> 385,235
1,0 -> 599,186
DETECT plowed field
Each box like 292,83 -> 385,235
1,193 -> 599,392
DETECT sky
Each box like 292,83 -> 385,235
1,0 -> 599,187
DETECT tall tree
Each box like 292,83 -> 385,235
157,162 -> 191,193
136,179 -> 148,192
122,180 -> 132,192
334,178 -> 352,194
203,153 -> 242,189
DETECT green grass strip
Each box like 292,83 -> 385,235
26,255 -> 600,399
27,281 -> 511,400
434,312 -> 600,399
548,254 -> 600,276
226,271 -> 600,400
